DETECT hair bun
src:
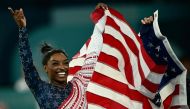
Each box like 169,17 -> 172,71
41,42 -> 53,54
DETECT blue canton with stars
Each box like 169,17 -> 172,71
18,27 -> 72,109
140,24 -> 184,106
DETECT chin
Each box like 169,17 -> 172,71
56,77 -> 67,83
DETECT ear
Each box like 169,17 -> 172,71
44,65 -> 48,73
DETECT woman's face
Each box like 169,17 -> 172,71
44,52 -> 69,86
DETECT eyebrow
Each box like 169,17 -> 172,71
50,59 -> 69,62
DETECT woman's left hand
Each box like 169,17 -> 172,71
141,16 -> 153,24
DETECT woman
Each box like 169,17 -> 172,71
9,3 -> 153,109
8,3 -> 108,109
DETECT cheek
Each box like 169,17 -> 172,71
46,69 -> 56,79
46,64 -> 57,71
46,66 -> 56,75
47,68 -> 53,73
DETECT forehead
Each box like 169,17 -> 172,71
49,53 -> 68,61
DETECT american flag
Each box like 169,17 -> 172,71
68,8 -> 188,109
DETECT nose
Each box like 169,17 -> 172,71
56,64 -> 68,71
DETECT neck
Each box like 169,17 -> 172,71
51,81 -> 67,88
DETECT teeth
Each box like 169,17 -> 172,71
58,72 -> 66,75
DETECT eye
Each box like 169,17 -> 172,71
64,61 -> 69,65
52,62 -> 59,66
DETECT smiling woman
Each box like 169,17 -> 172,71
8,3 -> 108,109
41,43 -> 69,88
17,26 -> 73,109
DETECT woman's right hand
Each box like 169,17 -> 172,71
8,7 -> 26,28
95,3 -> 108,10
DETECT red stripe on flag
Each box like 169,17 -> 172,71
163,85 -> 180,109
106,17 -> 139,56
137,59 -> 146,82
89,72 -> 153,108
172,84 -> 180,96
108,8 -> 133,29
163,93 -> 173,109
151,64 -> 167,74
98,52 -> 119,71
142,78 -> 159,93
106,16 -> 146,81
91,72 -> 145,101
87,92 -> 128,109
90,8 -> 105,24
142,99 -> 152,109
69,66 -> 82,75
108,8 -> 143,45
85,38 -> 91,48
103,33 -> 134,86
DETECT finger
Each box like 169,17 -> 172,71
145,18 -> 149,23
19,8 -> 24,17
143,17 -> 148,23
147,16 -> 153,23
14,10 -> 20,15
95,5 -> 99,9
20,8 -> 23,13
97,4 -> 102,9
8,7 -> 14,14
102,6 -> 106,10
95,3 -> 100,9
13,10 -> 22,20
106,5 -> 108,10
149,16 -> 153,22
103,5 -> 108,10
141,20 -> 146,24
17,13 -> 24,19
102,4 -> 108,10
96,3 -> 108,10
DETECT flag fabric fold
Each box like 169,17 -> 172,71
140,10 -> 188,109
66,8 -> 188,109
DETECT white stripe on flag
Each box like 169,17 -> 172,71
67,75 -> 74,82
105,10 -> 140,49
101,43 -> 125,77
139,85 -> 155,99
104,25 -> 142,88
106,13 -> 151,79
146,72 -> 164,84
69,58 -> 85,67
87,82 -> 143,109
159,82 -> 174,101
88,103 -> 106,109
79,44 -> 87,57
95,61 -> 135,90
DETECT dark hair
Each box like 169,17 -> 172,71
41,42 -> 68,65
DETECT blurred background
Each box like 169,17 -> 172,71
0,0 -> 190,108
